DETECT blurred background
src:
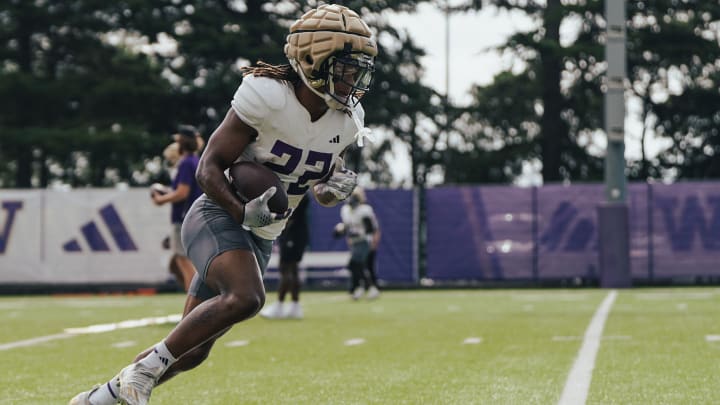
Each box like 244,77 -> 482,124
1,0 -> 720,292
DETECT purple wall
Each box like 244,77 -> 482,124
536,184 -> 603,279
289,181 -> 720,284
651,182 -> 720,277
425,186 -> 534,280
425,182 -> 720,282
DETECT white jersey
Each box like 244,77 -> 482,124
231,75 -> 363,240
340,203 -> 378,245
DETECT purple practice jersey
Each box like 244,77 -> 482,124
171,154 -> 202,224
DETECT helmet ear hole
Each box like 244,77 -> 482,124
305,55 -> 313,64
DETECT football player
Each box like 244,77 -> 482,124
334,187 -> 382,300
152,125 -> 204,293
260,193 -> 310,319
69,4 -> 377,404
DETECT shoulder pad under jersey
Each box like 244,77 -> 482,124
231,75 -> 288,128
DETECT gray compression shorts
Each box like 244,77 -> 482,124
170,223 -> 185,256
181,194 -> 273,301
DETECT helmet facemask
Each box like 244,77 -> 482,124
322,51 -> 374,108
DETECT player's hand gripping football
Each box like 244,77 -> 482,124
316,156 -> 358,201
241,187 -> 291,228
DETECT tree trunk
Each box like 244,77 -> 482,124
14,5 -> 35,188
539,0 -> 566,182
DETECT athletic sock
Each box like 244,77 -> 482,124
139,340 -> 177,375
87,378 -> 120,405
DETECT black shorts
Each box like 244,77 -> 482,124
278,235 -> 308,263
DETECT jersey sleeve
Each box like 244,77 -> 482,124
230,75 -> 288,131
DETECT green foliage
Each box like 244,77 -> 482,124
0,0 -> 445,188
626,1 -> 720,180
460,0 -> 606,184
0,0 -> 179,187
463,0 -> 720,184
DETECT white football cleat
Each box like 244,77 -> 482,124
68,385 -> 99,405
117,363 -> 160,405
366,286 -> 380,300
260,302 -> 286,319
351,287 -> 365,300
69,374 -> 122,405
284,302 -> 304,319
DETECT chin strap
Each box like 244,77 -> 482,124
350,103 -> 375,147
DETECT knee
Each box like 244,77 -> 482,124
219,290 -> 265,323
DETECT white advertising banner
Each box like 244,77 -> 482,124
0,189 -> 172,284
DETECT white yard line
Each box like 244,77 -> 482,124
558,290 -> 618,405
462,337 -> 482,345
0,314 -> 181,351
0,332 -> 76,351
344,338 -> 366,346
63,314 -> 181,334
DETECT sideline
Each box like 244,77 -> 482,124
558,290 -> 618,405
0,314 -> 181,351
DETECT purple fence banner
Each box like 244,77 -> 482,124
272,181 -> 720,285
628,183 -> 651,278
426,186 -> 534,280
651,182 -> 720,277
536,184 -> 604,278
536,183 -> 650,279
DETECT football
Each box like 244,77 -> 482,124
150,183 -> 170,196
229,161 -> 289,215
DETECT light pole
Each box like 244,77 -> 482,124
598,0 -> 631,288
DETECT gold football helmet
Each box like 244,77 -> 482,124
285,4 -> 378,109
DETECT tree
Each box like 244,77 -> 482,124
0,0 -> 461,189
457,0 -> 605,185
625,1 -> 720,180
0,1 -> 178,187
460,0 -> 720,185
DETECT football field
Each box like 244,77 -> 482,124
1,288 -> 719,404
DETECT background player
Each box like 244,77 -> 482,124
150,126 -> 203,292
334,187 -> 381,300
261,194 -> 310,319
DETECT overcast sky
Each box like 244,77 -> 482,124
389,4 -> 535,106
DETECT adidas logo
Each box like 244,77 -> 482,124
154,348 -> 170,366
329,135 -> 340,144
62,204 -> 138,252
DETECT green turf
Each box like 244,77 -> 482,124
1,288 -> 718,404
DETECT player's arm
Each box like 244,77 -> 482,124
372,225 -> 381,249
196,108 -> 256,224
365,211 -> 381,249
312,155 -> 357,207
151,183 -> 190,205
